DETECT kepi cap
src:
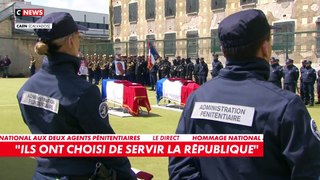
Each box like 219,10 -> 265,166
34,12 -> 88,42
218,9 -> 272,48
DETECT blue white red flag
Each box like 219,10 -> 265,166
147,41 -> 159,70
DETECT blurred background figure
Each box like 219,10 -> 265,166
29,55 -> 36,76
283,58 -> 299,93
301,60 -> 317,106
268,57 -> 283,88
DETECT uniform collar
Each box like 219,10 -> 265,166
42,52 -> 80,74
219,57 -> 270,81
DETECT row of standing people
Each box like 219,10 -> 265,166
77,53 -> 217,88
268,57 -> 320,106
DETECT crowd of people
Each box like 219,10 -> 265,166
268,57 -> 320,106
76,53 -> 218,88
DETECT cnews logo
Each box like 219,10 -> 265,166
15,9 -> 44,16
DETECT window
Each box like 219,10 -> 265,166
113,6 -> 121,25
146,34 -> 156,46
129,2 -> 138,23
164,33 -> 176,55
77,21 -> 87,28
211,0 -> 226,10
88,22 -> 98,29
187,31 -> 198,57
146,0 -> 155,20
129,36 -> 138,56
272,21 -> 295,51
186,0 -> 199,14
316,18 -> 320,56
165,0 -> 176,17
240,0 -> 256,5
211,29 -> 220,53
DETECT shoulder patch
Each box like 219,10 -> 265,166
191,102 -> 255,127
310,119 -> 320,142
99,102 -> 108,119
20,91 -> 59,114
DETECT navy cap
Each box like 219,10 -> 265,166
218,9 -> 272,48
35,12 -> 88,42
286,58 -> 293,64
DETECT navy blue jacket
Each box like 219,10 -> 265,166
211,59 -> 223,77
17,53 -> 135,179
302,67 -> 316,83
169,58 -> 320,180
268,63 -> 282,82
283,65 -> 299,84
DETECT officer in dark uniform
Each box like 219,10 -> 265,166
211,53 -> 223,78
149,60 -> 158,90
268,57 -> 283,88
170,59 -> 178,78
299,59 -> 308,103
283,58 -> 299,93
17,12 -> 135,180
126,56 -> 136,82
193,58 -> 200,84
198,58 -> 208,85
317,67 -> 320,104
135,56 -> 146,84
169,9 -> 320,180
185,58 -> 194,80
176,58 -> 186,79
159,57 -> 171,79
302,60 -> 317,106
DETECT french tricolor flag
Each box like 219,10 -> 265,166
147,41 -> 159,70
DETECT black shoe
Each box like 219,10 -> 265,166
315,102 -> 320,104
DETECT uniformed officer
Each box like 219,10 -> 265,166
268,57 -> 283,88
300,59 -> 308,103
283,58 -> 299,93
170,59 -> 178,78
17,12 -> 136,180
193,58 -> 200,84
185,58 -> 194,80
176,58 -> 186,79
169,9 -> 320,180
211,53 -> 223,78
198,57 -> 208,85
302,60 -> 317,106
159,56 -> 171,79
317,66 -> 320,104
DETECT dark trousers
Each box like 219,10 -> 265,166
284,83 -> 296,93
300,80 -> 306,102
150,73 -> 157,90
199,76 -> 207,85
194,75 -> 199,84
94,70 -> 101,85
88,69 -> 94,84
30,67 -> 36,76
136,74 -> 143,85
303,82 -> 315,104
3,66 -> 9,78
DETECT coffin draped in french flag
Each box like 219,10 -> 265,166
156,78 -> 200,106
101,79 -> 151,116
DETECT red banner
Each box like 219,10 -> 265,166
0,134 -> 264,157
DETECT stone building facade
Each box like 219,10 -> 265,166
111,0 -> 320,65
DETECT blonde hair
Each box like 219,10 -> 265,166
34,32 -> 77,55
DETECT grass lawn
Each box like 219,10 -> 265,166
0,78 -> 319,179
